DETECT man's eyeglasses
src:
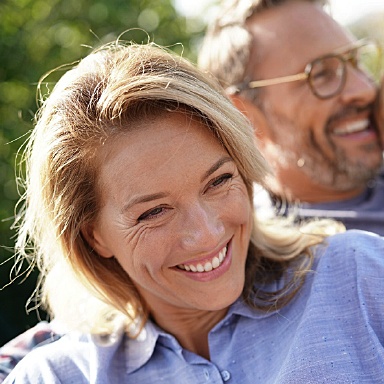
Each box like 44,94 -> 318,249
231,39 -> 382,100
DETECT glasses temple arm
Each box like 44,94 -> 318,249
248,72 -> 309,88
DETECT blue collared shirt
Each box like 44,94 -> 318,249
4,230 -> 384,383
253,171 -> 384,236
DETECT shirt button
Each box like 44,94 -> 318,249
204,369 -> 210,380
221,370 -> 231,381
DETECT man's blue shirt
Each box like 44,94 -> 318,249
254,172 -> 384,236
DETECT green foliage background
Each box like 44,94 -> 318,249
0,0 -> 207,346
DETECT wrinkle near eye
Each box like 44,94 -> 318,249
228,177 -> 250,196
123,224 -> 152,252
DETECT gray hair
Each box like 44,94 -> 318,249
198,0 -> 328,97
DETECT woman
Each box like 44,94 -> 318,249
4,41 -> 384,383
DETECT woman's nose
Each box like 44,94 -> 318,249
179,202 -> 225,251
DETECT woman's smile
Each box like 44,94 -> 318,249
175,239 -> 233,283
177,244 -> 228,272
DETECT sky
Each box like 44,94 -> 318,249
174,0 -> 384,25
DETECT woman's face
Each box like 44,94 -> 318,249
87,112 -> 253,316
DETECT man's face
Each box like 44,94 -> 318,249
245,1 -> 382,202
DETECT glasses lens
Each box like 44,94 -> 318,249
355,43 -> 383,82
309,56 -> 345,98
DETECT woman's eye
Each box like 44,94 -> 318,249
209,173 -> 233,189
138,206 -> 166,221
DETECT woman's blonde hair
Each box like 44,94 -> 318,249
14,40 -> 341,335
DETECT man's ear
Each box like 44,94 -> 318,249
230,94 -> 269,143
81,224 -> 114,258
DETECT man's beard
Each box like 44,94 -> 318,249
294,143 -> 380,191
261,103 -> 381,192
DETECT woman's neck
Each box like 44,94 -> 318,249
151,307 -> 228,360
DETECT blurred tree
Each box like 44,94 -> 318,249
0,0 -> 206,346
349,12 -> 384,43
349,12 -> 384,82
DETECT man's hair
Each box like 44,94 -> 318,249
198,0 -> 327,96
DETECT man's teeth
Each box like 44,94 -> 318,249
333,119 -> 369,136
178,246 -> 227,273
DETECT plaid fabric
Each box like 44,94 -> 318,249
0,321 -> 59,383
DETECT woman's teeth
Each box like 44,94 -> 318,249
178,246 -> 227,273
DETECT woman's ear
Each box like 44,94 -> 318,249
230,94 -> 270,145
81,224 -> 114,259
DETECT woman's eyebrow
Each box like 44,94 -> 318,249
121,156 -> 233,214
201,156 -> 233,182
121,192 -> 168,214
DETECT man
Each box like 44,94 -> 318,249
198,0 -> 384,234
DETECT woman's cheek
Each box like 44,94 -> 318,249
124,228 -> 171,273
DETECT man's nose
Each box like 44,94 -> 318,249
340,65 -> 377,106
179,203 -> 225,251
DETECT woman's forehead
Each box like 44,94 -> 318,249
95,111 -> 230,195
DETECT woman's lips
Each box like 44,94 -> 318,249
177,245 -> 228,273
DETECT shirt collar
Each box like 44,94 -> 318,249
124,297 -> 278,374
125,320 -> 159,374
